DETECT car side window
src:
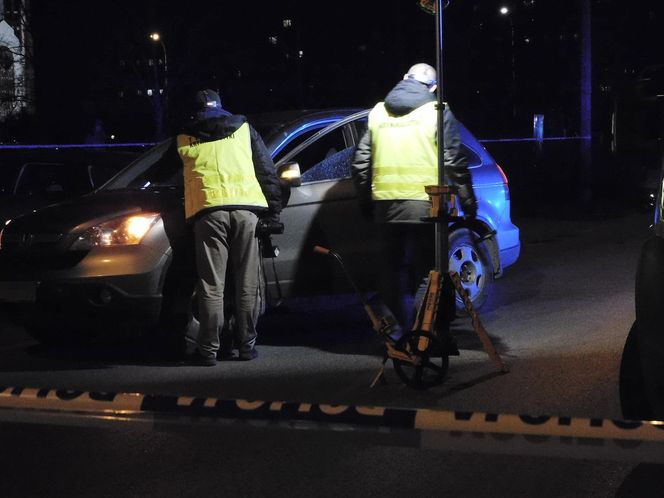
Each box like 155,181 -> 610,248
300,147 -> 355,183
288,128 -> 351,183
273,126 -> 329,164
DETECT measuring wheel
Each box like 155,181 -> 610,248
392,331 -> 449,389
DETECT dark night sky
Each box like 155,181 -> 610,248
23,1 -> 664,143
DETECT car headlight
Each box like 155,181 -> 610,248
70,212 -> 161,250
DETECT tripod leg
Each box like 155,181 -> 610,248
449,271 -> 509,373
370,353 -> 390,388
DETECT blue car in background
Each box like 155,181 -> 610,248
0,108 -> 520,344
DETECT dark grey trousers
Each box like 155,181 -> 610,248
186,209 -> 262,358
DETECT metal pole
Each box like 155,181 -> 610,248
434,0 -> 447,274
160,40 -> 168,97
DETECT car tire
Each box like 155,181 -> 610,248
619,321 -> 652,420
448,228 -> 494,312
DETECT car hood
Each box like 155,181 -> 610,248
5,188 -> 182,233
0,197 -> 54,225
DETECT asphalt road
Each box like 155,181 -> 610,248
0,207 -> 650,418
0,420 -> 653,498
0,206 -> 659,497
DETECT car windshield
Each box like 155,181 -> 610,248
99,112 -> 360,192
0,163 -> 21,197
102,139 -> 182,190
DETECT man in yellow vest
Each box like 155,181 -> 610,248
351,63 -> 477,339
177,89 -> 282,365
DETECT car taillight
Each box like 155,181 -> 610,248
496,163 -> 510,200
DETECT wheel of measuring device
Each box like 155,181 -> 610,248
392,331 -> 449,389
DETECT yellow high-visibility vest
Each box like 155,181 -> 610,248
368,100 -> 438,201
177,122 -> 268,219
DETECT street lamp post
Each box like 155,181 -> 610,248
499,7 -> 516,118
149,32 -> 168,140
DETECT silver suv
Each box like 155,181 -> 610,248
0,109 -> 520,344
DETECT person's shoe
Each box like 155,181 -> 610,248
218,335 -> 236,361
217,349 -> 236,361
183,351 -> 217,366
238,349 -> 258,361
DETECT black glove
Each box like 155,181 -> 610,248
261,212 -> 280,224
256,213 -> 284,236
462,199 -> 478,220
456,185 -> 477,220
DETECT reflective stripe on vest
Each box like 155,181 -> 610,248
177,123 -> 268,219
368,101 -> 438,201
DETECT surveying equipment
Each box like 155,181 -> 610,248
257,219 -> 285,309
314,183 -> 508,390
256,219 -> 284,258
314,245 -> 449,389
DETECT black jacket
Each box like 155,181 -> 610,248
179,113 -> 282,219
351,78 -> 477,222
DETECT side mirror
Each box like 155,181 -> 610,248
277,161 -> 301,188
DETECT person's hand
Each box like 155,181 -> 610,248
261,212 -> 280,225
257,213 -> 284,236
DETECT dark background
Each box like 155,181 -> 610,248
0,0 -> 658,213
20,0 -> 663,144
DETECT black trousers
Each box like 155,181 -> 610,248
377,221 -> 456,336
376,222 -> 435,331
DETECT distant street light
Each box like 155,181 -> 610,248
149,32 -> 168,92
499,7 -> 516,117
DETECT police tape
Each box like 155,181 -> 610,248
1,386 -> 663,461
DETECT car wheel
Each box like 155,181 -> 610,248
448,228 -> 494,312
619,321 -> 652,420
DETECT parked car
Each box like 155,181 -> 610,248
0,109 -> 520,344
620,155 -> 664,420
0,148 -> 139,226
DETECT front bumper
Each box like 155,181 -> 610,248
0,244 -> 170,329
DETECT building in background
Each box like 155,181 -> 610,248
0,0 -> 33,121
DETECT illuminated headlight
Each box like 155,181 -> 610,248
70,212 -> 161,250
